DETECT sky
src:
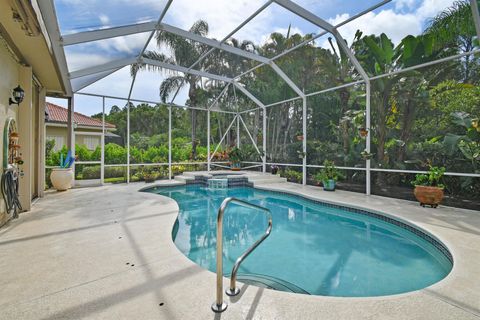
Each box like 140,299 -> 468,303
48,0 -> 457,116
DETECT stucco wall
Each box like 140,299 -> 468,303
0,39 -> 19,226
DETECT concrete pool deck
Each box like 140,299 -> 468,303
1,172 -> 479,319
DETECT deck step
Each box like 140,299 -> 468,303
250,177 -> 287,185
173,175 -> 194,183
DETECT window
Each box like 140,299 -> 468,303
46,136 -> 64,151
82,136 -> 100,150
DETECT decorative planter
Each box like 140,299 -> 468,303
296,135 -> 304,141
144,175 -> 156,183
322,179 -> 336,191
358,127 -> 368,137
231,162 -> 241,171
9,132 -> 19,142
361,151 -> 374,160
414,185 -> 444,208
50,168 -> 74,191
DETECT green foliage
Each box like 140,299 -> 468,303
104,143 -> 127,164
228,147 -> 242,163
43,2 -> 480,205
411,166 -> 446,188
281,169 -> 302,183
314,160 -> 340,182
443,111 -> 480,171
81,166 -> 126,180
45,139 -> 55,159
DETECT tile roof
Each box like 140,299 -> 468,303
46,102 -> 115,129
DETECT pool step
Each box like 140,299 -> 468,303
248,177 -> 287,185
173,173 -> 287,185
173,175 -> 193,183
236,273 -> 310,295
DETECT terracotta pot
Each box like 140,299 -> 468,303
359,128 -> 368,137
50,168 -> 74,191
414,185 -> 444,208
231,162 -> 241,171
296,135 -> 304,141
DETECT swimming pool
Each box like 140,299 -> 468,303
145,185 -> 452,297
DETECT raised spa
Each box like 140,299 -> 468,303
145,185 -> 452,297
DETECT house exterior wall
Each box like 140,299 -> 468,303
46,125 -> 103,151
0,38 -> 20,227
0,1 -> 65,228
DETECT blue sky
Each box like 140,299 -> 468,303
48,0 -> 457,116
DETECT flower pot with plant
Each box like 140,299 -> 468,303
297,150 -> 306,159
360,149 -> 374,160
228,147 -> 242,171
139,167 -> 157,183
50,150 -> 75,191
314,160 -> 339,191
411,166 -> 445,208
296,133 -> 304,141
358,127 -> 369,137
271,165 -> 279,175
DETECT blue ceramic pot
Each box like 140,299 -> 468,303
323,179 -> 336,191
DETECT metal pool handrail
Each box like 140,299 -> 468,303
211,197 -> 272,313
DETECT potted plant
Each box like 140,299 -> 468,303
228,147 -> 242,171
296,131 -> 304,141
360,149 -> 374,160
271,165 -> 279,175
283,169 -> 302,183
314,160 -> 339,191
140,167 -> 157,183
297,150 -> 306,159
50,150 -> 75,191
358,127 -> 369,137
411,166 -> 445,208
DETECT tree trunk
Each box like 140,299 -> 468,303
397,97 -> 415,163
374,93 -> 388,188
338,88 -> 350,164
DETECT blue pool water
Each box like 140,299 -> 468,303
146,185 -> 452,297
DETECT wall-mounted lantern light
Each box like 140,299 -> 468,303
9,85 -> 25,106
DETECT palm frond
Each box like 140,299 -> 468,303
131,51 -> 177,76
159,76 -> 186,103
424,1 -> 475,47
189,20 -> 209,36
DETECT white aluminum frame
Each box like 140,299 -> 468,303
41,0 -> 480,195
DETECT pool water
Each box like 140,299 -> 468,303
146,185 -> 452,297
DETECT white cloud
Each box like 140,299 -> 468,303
65,52 -> 112,71
259,26 -> 304,47
95,32 -> 150,55
164,0 -> 273,43
416,0 -> 457,20
98,14 -> 110,25
394,0 -> 417,11
331,10 -> 422,46
323,0 -> 456,48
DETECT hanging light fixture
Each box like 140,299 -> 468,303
9,85 -> 25,106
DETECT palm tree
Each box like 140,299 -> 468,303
132,20 -> 222,159
424,0 -> 478,81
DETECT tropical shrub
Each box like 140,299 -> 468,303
81,166 -> 126,179
282,169 -> 302,183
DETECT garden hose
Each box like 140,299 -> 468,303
1,168 -> 22,219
